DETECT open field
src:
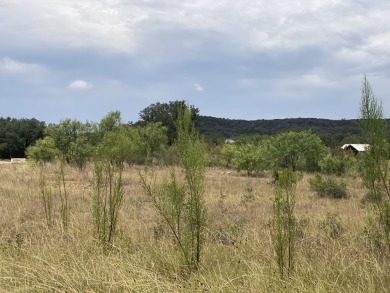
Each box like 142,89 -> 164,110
1,163 -> 389,292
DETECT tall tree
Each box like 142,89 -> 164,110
138,100 -> 199,144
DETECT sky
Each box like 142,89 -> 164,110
1,0 -> 389,124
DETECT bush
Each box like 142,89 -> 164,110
319,154 -> 357,176
309,174 -> 348,199
319,154 -> 345,175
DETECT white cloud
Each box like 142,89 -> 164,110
194,82 -> 204,92
1,0 -> 390,122
68,80 -> 94,90
0,57 -> 45,74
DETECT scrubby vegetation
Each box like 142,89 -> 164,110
1,78 -> 390,291
1,163 -> 390,292
309,174 -> 348,199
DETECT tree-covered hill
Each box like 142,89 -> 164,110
197,116 -> 390,147
197,116 -> 362,138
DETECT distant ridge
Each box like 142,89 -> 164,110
197,116 -> 387,144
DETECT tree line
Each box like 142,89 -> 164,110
0,117 -> 45,159
1,99 -> 389,160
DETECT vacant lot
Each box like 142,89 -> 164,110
0,163 -> 389,292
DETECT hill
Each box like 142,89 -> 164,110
196,116 -> 376,146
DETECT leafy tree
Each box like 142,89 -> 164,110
219,144 -> 237,168
319,153 -> 357,176
136,122 -> 168,164
270,131 -> 328,172
0,117 -> 45,159
138,100 -> 199,144
45,119 -> 94,169
26,137 -> 58,163
98,111 -> 122,134
232,139 -> 272,175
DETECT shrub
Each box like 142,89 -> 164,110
319,154 -> 345,175
271,169 -> 298,279
309,174 -> 348,199
319,154 -> 357,176
140,105 -> 207,271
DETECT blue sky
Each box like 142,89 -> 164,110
1,0 -> 389,124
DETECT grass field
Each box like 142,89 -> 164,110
1,163 -> 389,292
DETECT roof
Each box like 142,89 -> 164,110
224,139 -> 235,144
341,144 -> 370,152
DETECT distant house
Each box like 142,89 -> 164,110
341,144 -> 370,156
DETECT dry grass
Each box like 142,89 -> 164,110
0,163 -> 389,292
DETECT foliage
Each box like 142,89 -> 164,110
26,137 -> 59,164
319,153 -> 358,176
138,100 -> 199,145
136,122 -> 168,164
92,159 -> 124,252
270,131 -> 328,172
232,139 -> 272,175
98,111 -> 122,133
175,105 -> 207,270
309,174 -> 348,199
196,116 -> 374,148
140,105 -> 207,271
271,169 -> 298,279
219,143 -> 236,168
319,154 -> 345,175
359,75 -> 390,254
0,117 -> 45,159
92,120 -> 127,251
45,119 -> 94,169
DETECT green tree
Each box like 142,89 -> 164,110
138,100 -> 199,145
45,119 -> 82,162
0,117 -> 45,159
232,139 -> 272,175
98,111 -> 122,134
26,137 -> 59,164
270,131 -> 328,172
136,122 -> 168,164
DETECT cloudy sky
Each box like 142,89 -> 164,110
1,0 -> 389,123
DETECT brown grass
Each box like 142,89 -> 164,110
0,163 -> 389,292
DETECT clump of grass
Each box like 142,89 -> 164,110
319,213 -> 345,239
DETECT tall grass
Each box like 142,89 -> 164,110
0,164 -> 389,292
